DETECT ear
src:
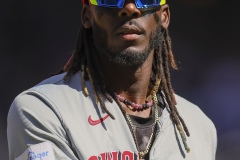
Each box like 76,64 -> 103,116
160,4 -> 170,30
81,4 -> 92,28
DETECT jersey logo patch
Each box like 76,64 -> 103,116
15,141 -> 55,160
88,115 -> 109,126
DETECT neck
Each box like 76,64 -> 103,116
97,51 -> 155,117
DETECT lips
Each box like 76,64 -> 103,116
115,25 -> 144,40
116,25 -> 143,34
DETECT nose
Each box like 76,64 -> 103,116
118,0 -> 141,18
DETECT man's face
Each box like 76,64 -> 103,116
82,2 -> 169,66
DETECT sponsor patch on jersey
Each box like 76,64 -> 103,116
16,141 -> 56,160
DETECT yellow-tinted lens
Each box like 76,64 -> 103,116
89,0 -> 98,5
160,0 -> 166,5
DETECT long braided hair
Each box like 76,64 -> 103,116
55,8 -> 190,153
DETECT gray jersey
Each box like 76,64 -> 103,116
7,72 -> 217,160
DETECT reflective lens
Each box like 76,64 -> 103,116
140,0 -> 161,6
89,0 -> 166,8
136,0 -> 161,8
98,0 -> 120,5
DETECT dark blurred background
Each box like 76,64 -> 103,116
1,0 -> 240,159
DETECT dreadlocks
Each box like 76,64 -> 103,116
57,13 -> 190,153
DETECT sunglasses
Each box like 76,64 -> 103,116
88,0 -> 166,8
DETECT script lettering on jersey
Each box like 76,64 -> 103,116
88,150 -> 139,160
28,151 -> 49,160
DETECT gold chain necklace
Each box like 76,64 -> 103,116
125,94 -> 159,160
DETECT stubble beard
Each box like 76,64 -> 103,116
93,21 -> 163,67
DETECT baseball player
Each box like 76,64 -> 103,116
7,0 -> 217,159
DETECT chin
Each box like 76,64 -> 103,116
107,46 -> 151,66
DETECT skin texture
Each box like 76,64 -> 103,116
82,1 -> 170,117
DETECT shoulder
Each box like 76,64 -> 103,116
8,72 -> 87,123
23,72 -> 93,101
8,73 -> 81,160
8,72 -> 77,129
31,72 -> 82,92
174,94 -> 214,126
174,94 -> 217,153
174,94 -> 216,131
8,72 -> 85,141
10,72 -> 93,113
9,72 -> 94,119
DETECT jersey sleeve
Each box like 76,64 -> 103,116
7,92 -> 79,160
